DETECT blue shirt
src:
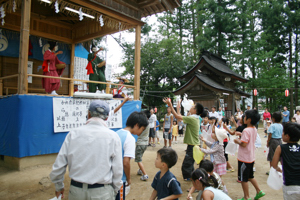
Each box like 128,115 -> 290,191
282,111 -> 290,122
268,123 -> 283,139
151,170 -> 182,199
156,120 -> 160,131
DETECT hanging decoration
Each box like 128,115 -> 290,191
0,5 -> 5,26
54,1 -> 59,13
285,89 -> 289,97
253,88 -> 257,96
78,7 -> 83,21
99,15 -> 104,27
39,37 -> 42,47
13,0 -> 16,12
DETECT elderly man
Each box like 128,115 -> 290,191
50,100 -> 123,199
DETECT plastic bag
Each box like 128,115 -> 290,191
255,133 -> 262,148
225,140 -> 238,155
267,167 -> 283,190
193,145 -> 204,164
181,98 -> 194,111
49,194 -> 62,200
202,129 -> 215,143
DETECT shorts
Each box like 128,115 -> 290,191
179,129 -> 183,135
283,185 -> 300,200
238,161 -> 254,182
267,138 -> 282,161
163,128 -> 172,140
214,163 -> 227,176
135,145 -> 147,162
149,128 -> 155,138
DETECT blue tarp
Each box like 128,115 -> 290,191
0,95 -> 141,158
75,44 -> 89,59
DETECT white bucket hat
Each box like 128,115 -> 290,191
214,128 -> 228,145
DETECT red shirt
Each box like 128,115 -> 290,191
263,112 -> 271,120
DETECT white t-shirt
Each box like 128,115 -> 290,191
122,130 -> 136,159
209,111 -> 219,119
149,114 -> 157,128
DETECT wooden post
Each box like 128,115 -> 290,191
17,0 -> 31,94
134,25 -> 141,100
106,81 -> 111,94
0,80 -> 2,96
69,43 -> 75,96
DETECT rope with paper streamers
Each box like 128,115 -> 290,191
43,0 -> 131,31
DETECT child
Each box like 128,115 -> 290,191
149,148 -> 182,200
271,123 -> 300,200
291,117 -> 296,123
116,111 -> 149,200
163,97 -> 204,181
265,120 -> 271,138
155,119 -> 160,144
163,106 -> 173,148
222,118 -> 235,172
148,108 -> 157,147
191,168 -> 232,200
187,159 -> 227,199
178,120 -> 184,137
136,110 -> 151,181
267,112 -> 283,170
234,109 -> 265,200
201,113 -> 210,133
172,120 -> 179,144
200,127 -> 228,178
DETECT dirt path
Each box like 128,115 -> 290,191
0,128 -> 283,200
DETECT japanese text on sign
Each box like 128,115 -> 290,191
53,98 -> 122,133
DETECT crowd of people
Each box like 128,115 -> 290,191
49,99 -> 300,200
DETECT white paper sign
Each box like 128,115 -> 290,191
27,61 -> 33,83
53,98 -> 122,133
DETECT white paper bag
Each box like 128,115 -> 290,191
225,140 -> 238,155
267,167 -> 283,190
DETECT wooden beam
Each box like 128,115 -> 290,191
134,25 -> 141,100
18,0 -> 31,94
30,29 -> 73,44
161,0 -> 174,13
45,16 -> 79,21
69,43 -> 75,96
70,0 -> 144,26
73,26 -> 136,43
113,0 -> 141,11
139,0 -> 161,8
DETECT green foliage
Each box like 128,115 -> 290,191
121,36 -> 186,107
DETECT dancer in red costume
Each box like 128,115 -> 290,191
42,41 -> 65,95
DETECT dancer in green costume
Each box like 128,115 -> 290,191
86,44 -> 106,93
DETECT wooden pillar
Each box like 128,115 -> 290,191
17,0 -> 31,94
0,79 -> 2,96
106,81 -> 111,94
232,93 -> 235,116
134,25 -> 141,100
69,43 -> 75,96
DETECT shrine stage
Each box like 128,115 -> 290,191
0,95 -> 142,170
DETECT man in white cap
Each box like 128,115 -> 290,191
50,100 -> 123,199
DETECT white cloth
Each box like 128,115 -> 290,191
209,111 -> 219,119
122,129 -> 136,158
49,117 -> 123,193
149,114 -> 157,128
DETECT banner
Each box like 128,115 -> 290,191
53,98 -> 122,133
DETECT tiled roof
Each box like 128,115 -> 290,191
173,73 -> 234,95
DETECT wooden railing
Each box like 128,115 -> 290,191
0,74 -> 136,98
